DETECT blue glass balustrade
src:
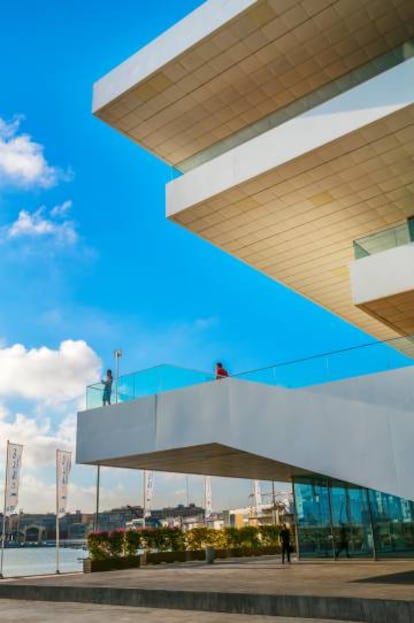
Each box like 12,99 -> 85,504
86,364 -> 215,409
353,217 -> 414,259
86,333 -> 414,409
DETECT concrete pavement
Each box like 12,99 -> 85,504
1,556 -> 414,622
0,601 -> 361,623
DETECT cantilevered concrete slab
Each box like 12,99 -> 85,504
166,60 -> 414,346
93,0 -> 414,169
351,244 -> 414,334
77,367 -> 414,502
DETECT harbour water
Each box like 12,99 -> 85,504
1,547 -> 85,577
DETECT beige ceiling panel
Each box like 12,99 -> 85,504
171,106 -> 414,344
95,0 -> 414,166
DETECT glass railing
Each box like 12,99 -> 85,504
234,334 -> 414,389
353,219 -> 414,259
85,336 -> 414,409
86,364 -> 215,409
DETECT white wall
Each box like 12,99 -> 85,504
350,244 -> 414,304
77,366 -> 414,502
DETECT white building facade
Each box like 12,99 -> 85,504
79,0 -> 414,557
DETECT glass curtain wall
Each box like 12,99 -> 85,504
293,476 -> 414,559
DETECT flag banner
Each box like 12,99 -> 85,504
56,450 -> 72,517
144,470 -> 154,518
5,443 -> 23,514
205,476 -> 213,517
254,480 -> 262,513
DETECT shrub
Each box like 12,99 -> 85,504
259,525 -> 280,546
222,526 -> 240,549
87,531 -> 111,560
108,528 -> 126,557
143,527 -> 182,552
87,524 -> 284,561
185,526 -> 210,551
168,527 -> 186,552
124,529 -> 143,556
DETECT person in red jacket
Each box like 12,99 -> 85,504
215,362 -> 229,380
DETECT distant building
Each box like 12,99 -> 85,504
97,506 -> 144,532
6,510 -> 94,542
97,503 -> 205,531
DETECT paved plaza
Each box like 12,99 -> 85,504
0,601 -> 360,623
3,556 -> 414,601
1,556 -> 414,622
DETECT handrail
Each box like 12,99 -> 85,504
85,333 -> 414,408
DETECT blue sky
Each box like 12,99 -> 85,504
0,0 -> 392,513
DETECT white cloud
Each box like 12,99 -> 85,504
0,116 -> 69,188
0,407 -> 71,466
6,204 -> 77,245
15,474 -> 94,514
0,340 -> 100,403
50,200 -> 72,218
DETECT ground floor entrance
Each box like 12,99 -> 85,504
293,476 -> 414,558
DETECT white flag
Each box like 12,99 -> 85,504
5,443 -> 23,514
254,480 -> 262,513
205,476 -> 213,517
56,450 -> 72,517
144,470 -> 154,518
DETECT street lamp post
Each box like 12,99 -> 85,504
114,349 -> 122,404
95,349 -> 122,533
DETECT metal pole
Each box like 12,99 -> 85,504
326,479 -> 336,560
95,466 -> 100,531
291,481 -> 300,562
114,349 -> 122,404
143,471 -> 146,528
186,475 -> 190,507
365,488 -> 377,560
56,449 -> 60,574
0,441 -> 9,578
271,481 -> 276,525
204,476 -> 207,525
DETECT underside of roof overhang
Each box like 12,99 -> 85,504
93,0 -> 414,167
85,442 -> 312,482
169,104 -> 414,349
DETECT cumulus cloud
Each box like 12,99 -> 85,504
5,203 -> 77,245
14,474 -> 96,514
0,407 -> 72,466
0,340 -> 101,403
0,116 -> 69,188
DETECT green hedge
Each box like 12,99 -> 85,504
87,525 -> 282,561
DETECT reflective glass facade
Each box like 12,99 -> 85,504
293,476 -> 414,558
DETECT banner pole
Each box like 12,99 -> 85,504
56,449 -> 60,574
143,471 -> 146,528
0,441 -> 9,578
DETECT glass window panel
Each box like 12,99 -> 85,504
368,490 -> 414,556
294,478 -> 414,559
293,476 -> 333,558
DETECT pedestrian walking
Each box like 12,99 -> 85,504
335,523 -> 350,559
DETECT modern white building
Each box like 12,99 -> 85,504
79,0 -> 414,557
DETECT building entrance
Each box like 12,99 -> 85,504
293,476 -> 414,559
